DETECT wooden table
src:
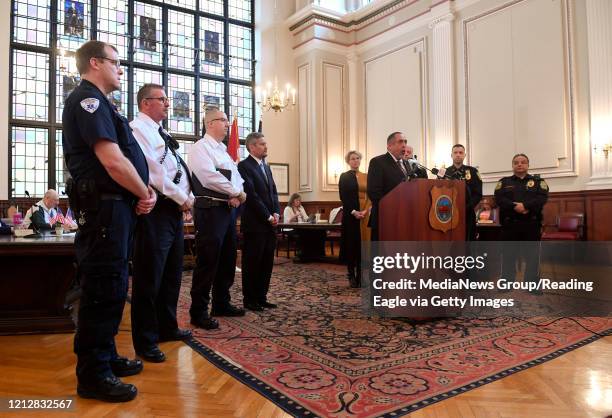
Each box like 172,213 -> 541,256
476,222 -> 502,241
0,234 -> 76,335
278,222 -> 342,262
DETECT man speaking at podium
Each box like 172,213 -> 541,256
367,131 -> 409,241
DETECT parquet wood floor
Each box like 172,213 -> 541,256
0,305 -> 610,417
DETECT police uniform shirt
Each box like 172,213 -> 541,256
130,113 -> 193,205
188,133 -> 244,197
494,174 -> 549,223
446,164 -> 483,209
62,79 -> 149,194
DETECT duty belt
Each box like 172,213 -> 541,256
194,195 -> 228,208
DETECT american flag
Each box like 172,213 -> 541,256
65,208 -> 74,225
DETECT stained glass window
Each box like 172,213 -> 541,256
13,0 -> 50,47
11,127 -> 49,197
9,0 -> 255,198
12,50 -> 49,122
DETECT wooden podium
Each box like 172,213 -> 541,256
379,179 -> 466,241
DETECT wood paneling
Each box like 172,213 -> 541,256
3,189 -> 612,239
487,189 -> 612,240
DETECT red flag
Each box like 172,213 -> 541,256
227,113 -> 239,162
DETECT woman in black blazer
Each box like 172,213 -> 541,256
338,151 -> 370,288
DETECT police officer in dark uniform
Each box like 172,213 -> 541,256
62,40 -> 157,403
445,144 -> 483,240
494,153 -> 549,284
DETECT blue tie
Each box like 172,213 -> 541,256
260,161 -> 268,182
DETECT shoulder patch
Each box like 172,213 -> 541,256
540,180 -> 548,191
80,98 -> 100,113
495,181 -> 502,191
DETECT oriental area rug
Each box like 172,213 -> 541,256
176,263 -> 611,418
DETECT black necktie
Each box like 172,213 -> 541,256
158,126 -> 179,150
158,127 -> 183,185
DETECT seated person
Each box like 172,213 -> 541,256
0,218 -> 11,235
23,189 -> 61,231
476,198 -> 494,223
283,193 -> 309,223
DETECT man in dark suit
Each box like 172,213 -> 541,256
237,132 -> 281,311
367,131 -> 409,241
403,145 -> 428,179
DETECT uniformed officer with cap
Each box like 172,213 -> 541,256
445,144 -> 483,240
62,40 -> 157,402
494,153 -> 549,284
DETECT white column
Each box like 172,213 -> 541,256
429,11 -> 455,168
346,50 -> 359,153
586,0 -> 612,188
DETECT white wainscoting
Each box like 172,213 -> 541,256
322,61 -> 346,191
298,62 -> 313,192
364,38 -> 428,164
464,0 -> 576,179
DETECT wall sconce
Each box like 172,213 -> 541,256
594,143 -> 612,158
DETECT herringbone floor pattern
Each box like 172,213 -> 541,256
0,306 -> 610,417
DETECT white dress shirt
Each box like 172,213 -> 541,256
130,113 -> 193,206
23,199 -> 58,227
189,133 -> 244,197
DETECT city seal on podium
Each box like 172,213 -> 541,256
429,185 -> 460,233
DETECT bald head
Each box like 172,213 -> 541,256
44,189 -> 59,209
203,107 -> 229,141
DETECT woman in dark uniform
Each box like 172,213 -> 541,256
338,150 -> 371,288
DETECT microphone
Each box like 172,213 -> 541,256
25,190 -> 31,198
406,158 -> 436,177
431,167 -> 454,179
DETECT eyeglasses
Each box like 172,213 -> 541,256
145,96 -> 170,104
94,56 -> 121,68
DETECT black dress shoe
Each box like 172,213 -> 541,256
110,356 -> 143,377
259,301 -> 278,309
136,346 -> 166,363
190,316 -> 220,330
244,302 -> 264,311
158,328 -> 192,342
77,376 -> 137,403
211,304 -> 245,317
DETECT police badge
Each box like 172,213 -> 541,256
465,170 -> 471,181
527,179 -> 535,188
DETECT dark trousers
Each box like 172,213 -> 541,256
190,206 -> 237,319
501,220 -> 541,282
466,210 -> 477,241
241,230 -> 276,304
74,200 -> 135,384
131,198 -> 184,351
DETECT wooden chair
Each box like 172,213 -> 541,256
326,208 -> 343,255
276,228 -> 296,257
541,212 -> 585,240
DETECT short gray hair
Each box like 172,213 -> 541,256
245,132 -> 265,151
136,83 -> 164,109
203,106 -> 223,126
